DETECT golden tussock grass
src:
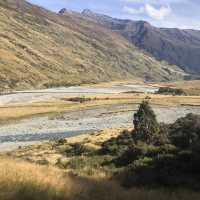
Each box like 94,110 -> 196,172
0,158 -> 73,200
0,158 -> 200,200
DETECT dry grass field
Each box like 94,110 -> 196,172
0,157 -> 200,200
5,128 -> 124,166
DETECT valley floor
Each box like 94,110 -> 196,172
1,80 -> 200,151
1,127 -> 200,200
1,80 -> 200,199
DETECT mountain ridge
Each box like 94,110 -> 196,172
81,9 -> 200,75
0,1 -> 184,90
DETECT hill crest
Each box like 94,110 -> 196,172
0,1 -> 185,90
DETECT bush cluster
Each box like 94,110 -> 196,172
169,113 -> 200,149
108,100 -> 200,188
156,87 -> 186,95
55,99 -> 200,189
101,130 -> 134,156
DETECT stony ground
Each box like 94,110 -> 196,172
1,82 -> 200,151
1,103 -> 200,151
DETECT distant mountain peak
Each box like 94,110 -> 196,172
81,9 -> 115,24
82,9 -> 94,15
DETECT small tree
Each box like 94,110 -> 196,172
133,99 -> 160,144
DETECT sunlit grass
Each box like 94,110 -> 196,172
0,158 -> 200,200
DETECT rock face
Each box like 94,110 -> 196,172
59,8 -> 67,14
0,2 -> 185,90
82,10 -> 200,75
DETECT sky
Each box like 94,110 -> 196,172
28,0 -> 200,30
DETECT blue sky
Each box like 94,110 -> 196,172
28,0 -> 200,30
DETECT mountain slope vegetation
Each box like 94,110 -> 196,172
82,9 -> 200,75
0,0 -> 184,90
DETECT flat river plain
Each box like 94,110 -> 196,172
0,83 -> 199,151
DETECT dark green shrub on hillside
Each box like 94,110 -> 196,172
115,143 -> 177,167
157,123 -> 170,145
133,100 -> 161,145
110,101 -> 200,188
101,130 -> 134,156
121,149 -> 200,188
169,113 -> 200,149
64,143 -> 94,156
114,145 -> 144,167
87,99 -> 200,188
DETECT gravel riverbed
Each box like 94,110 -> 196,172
0,84 -> 158,105
1,103 -> 200,151
0,83 -> 199,151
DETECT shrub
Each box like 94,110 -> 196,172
115,112 -> 200,188
156,87 -> 186,96
121,151 -> 200,188
57,138 -> 67,145
115,143 -> 177,167
169,113 -> 200,149
115,145 -> 144,166
133,100 -> 161,145
67,97 -> 91,103
101,130 -> 134,156
59,143 -> 95,156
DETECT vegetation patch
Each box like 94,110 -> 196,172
66,97 -> 92,103
115,101 -> 200,189
1,158 -> 200,200
49,100 -> 200,189
156,87 -> 187,95
3,98 -> 200,197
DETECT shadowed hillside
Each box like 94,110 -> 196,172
82,9 -> 200,76
0,0 -> 184,91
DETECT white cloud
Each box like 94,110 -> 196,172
123,4 -> 172,20
145,4 -> 171,20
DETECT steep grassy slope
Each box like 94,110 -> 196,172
0,0 -> 184,91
